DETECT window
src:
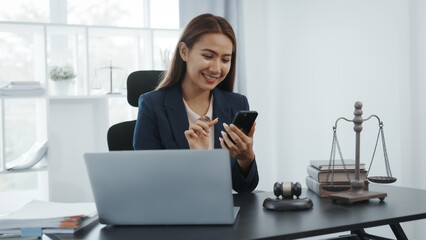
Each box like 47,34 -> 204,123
150,0 -> 180,29
153,31 -> 179,70
4,99 -> 47,163
46,26 -> 87,95
68,0 -> 145,28
0,0 -> 180,201
0,1 -> 49,23
0,25 -> 46,86
88,29 -> 140,94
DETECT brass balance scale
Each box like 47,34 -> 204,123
323,101 -> 397,204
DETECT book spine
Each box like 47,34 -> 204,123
305,176 -> 369,198
306,165 -> 320,182
305,176 -> 323,197
307,166 -> 368,183
309,160 -> 365,171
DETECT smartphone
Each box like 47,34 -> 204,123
225,111 -> 258,146
231,110 -> 258,135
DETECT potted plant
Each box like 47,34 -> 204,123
49,65 -> 76,95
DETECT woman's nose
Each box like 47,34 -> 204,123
209,59 -> 221,74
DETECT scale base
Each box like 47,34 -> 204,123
329,191 -> 387,204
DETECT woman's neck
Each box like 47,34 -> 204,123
181,81 -> 212,116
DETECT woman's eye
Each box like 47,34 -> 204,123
202,54 -> 213,59
222,59 -> 230,63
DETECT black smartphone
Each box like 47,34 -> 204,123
225,111 -> 258,146
231,110 -> 258,135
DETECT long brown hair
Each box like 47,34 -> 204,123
156,13 -> 237,92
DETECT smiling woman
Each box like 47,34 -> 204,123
133,13 -> 259,193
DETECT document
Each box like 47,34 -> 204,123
0,200 -> 98,235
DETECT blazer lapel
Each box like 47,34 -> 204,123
163,85 -> 190,149
212,88 -> 232,148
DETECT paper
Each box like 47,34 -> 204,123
6,141 -> 48,170
0,82 -> 45,96
0,200 -> 97,230
0,200 -> 96,220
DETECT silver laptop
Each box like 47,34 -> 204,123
84,149 -> 239,225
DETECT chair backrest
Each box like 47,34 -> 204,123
107,120 -> 137,151
107,70 -> 164,151
127,70 -> 164,107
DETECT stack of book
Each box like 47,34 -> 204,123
306,160 -> 369,197
0,200 -> 98,238
0,81 -> 45,96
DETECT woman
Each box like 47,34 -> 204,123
133,13 -> 258,193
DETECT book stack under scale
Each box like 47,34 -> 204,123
306,160 -> 369,197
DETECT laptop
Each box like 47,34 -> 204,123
84,149 -> 239,225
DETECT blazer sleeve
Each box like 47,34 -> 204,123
230,94 -> 259,193
133,94 -> 163,150
231,157 -> 259,193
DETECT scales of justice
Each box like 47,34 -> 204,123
324,101 -> 397,204
95,61 -> 125,94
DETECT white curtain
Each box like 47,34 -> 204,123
179,0 -> 247,94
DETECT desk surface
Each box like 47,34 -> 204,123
52,184 -> 426,240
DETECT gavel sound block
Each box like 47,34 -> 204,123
263,182 -> 313,211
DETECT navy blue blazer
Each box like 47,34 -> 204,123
133,84 -> 259,193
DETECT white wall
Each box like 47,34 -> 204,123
410,0 -> 426,190
244,0 -> 425,238
408,0 -> 426,238
48,98 -> 109,202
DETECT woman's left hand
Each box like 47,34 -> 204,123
219,122 -> 256,175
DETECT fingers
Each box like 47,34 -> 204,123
219,137 -> 229,150
222,126 -> 241,148
229,122 -> 256,140
220,128 -> 255,162
220,130 -> 237,151
190,120 -> 212,135
192,123 -> 208,136
207,117 -> 219,127
223,123 -> 251,147
221,122 -> 255,159
248,122 -> 256,138
220,126 -> 248,155
185,117 -> 218,150
184,129 -> 198,138
185,118 -> 217,139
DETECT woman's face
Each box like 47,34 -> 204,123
180,33 -> 233,92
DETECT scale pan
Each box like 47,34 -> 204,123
368,176 -> 397,184
321,185 -> 351,192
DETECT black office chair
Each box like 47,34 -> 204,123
107,70 -> 164,151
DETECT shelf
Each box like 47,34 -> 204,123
0,94 -> 46,99
48,94 -> 127,101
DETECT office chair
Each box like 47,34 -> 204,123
107,70 -> 164,151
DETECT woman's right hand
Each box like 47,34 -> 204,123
184,118 -> 218,149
